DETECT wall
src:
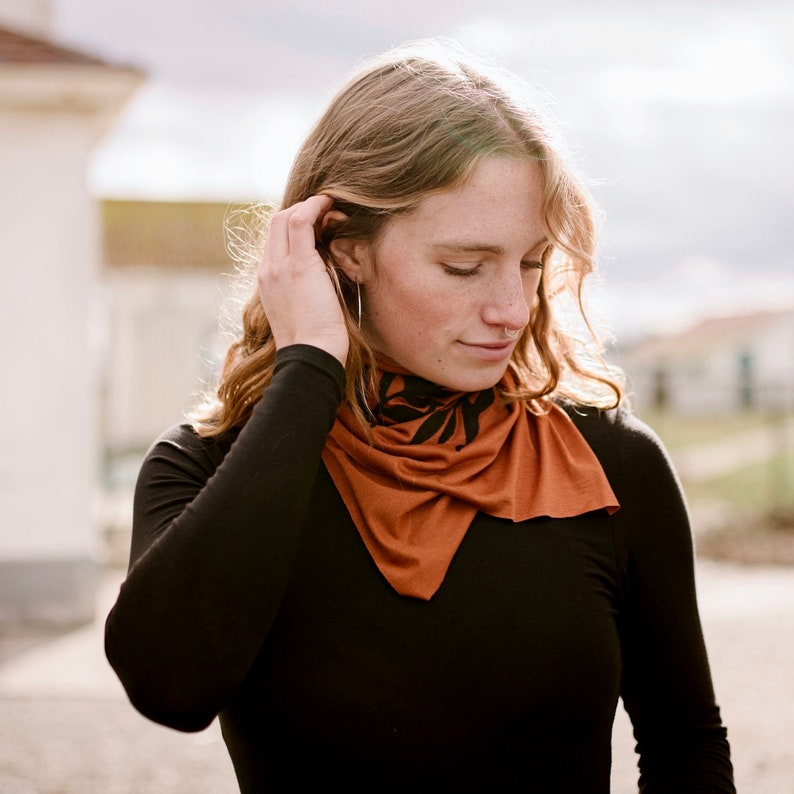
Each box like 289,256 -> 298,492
623,312 -> 794,415
0,61 -> 140,622
102,268 -> 229,453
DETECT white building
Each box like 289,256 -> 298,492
0,16 -> 141,622
619,308 -> 794,415
97,199 -> 237,565
101,199 -> 233,456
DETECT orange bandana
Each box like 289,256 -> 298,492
321,365 -> 619,600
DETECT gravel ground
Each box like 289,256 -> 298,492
0,561 -> 792,793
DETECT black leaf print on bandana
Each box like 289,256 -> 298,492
411,408 -> 449,445
373,373 -> 496,450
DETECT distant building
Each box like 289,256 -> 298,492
98,199 -> 251,567
619,308 -> 794,415
100,199 -> 236,455
0,19 -> 141,623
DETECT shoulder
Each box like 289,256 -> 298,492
560,402 -> 665,462
155,421 -> 239,456
140,421 -> 240,484
558,402 -> 680,498
559,405 -> 694,573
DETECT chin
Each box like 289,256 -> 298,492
427,365 -> 509,393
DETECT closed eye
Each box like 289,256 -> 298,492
442,263 -> 481,277
522,246 -> 550,271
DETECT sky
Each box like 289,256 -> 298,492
50,0 -> 794,339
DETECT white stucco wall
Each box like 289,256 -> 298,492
623,312 -> 794,415
751,315 -> 794,407
102,268 -> 228,453
0,109 -> 102,560
0,65 -> 140,620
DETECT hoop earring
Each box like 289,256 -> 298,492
356,280 -> 362,329
504,326 -> 520,338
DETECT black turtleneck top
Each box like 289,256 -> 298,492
105,344 -> 734,793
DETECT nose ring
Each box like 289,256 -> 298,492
504,326 -> 520,338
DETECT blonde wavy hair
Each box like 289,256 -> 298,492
192,40 -> 623,437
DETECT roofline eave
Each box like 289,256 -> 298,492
0,63 -> 144,113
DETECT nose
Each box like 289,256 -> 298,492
481,268 -> 531,331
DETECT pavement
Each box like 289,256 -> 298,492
0,561 -> 792,793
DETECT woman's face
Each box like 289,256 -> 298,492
359,157 -> 547,392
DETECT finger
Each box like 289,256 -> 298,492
264,195 -> 333,264
286,195 -> 334,260
264,207 -> 290,262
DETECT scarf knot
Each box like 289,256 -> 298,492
371,371 -> 497,450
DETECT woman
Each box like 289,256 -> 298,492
105,41 -> 735,792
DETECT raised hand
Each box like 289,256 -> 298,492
258,195 -> 350,365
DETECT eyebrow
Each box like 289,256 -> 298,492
429,237 -> 548,257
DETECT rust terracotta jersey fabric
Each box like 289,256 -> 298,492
322,363 -> 619,599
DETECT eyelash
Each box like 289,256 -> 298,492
442,261 -> 544,278
442,264 -> 479,277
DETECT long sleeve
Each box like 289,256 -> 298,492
572,408 -> 735,792
104,345 -> 345,732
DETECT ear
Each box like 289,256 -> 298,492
322,210 -> 374,284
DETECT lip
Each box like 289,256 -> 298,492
459,340 -> 514,362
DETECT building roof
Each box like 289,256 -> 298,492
624,308 -> 794,364
0,25 -> 143,111
102,200 -> 242,271
0,25 -> 109,67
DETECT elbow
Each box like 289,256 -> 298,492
120,678 -> 219,734
104,618 -> 221,734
